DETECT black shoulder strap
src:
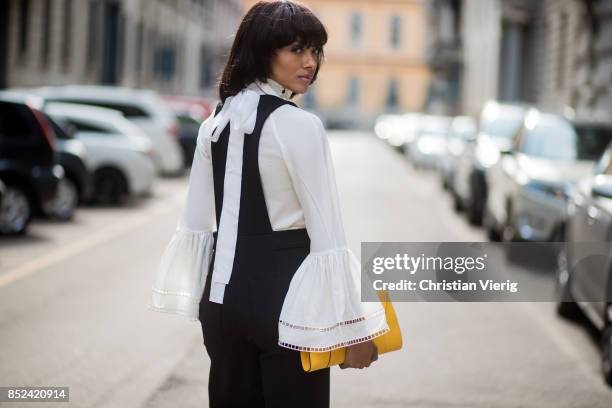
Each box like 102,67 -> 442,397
249,95 -> 297,136
213,102 -> 223,116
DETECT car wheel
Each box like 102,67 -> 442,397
466,200 -> 482,225
503,202 -> 523,261
487,224 -> 502,242
602,318 -> 612,386
0,185 -> 32,235
43,177 -> 78,221
466,174 -> 484,225
502,200 -> 518,242
94,168 -> 127,205
555,241 -> 581,319
483,208 -> 502,242
452,193 -> 463,212
442,176 -> 449,191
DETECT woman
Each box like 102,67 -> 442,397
151,1 -> 389,406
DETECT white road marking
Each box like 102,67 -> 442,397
0,194 -> 184,289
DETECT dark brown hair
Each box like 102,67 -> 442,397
218,0 -> 328,102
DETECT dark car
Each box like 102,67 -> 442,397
557,142 -> 612,386
162,95 -> 214,166
175,113 -> 202,166
0,178 -> 5,213
43,114 -> 92,217
0,95 -> 62,234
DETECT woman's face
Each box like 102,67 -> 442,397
270,41 -> 319,95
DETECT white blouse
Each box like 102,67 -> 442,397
151,79 -> 389,352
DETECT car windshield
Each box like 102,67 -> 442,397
482,115 -> 523,139
522,117 -> 612,161
574,124 -> 612,160
420,117 -> 451,137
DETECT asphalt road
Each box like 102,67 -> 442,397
0,131 -> 611,407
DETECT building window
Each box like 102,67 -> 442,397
86,0 -> 100,72
390,14 -> 402,48
155,44 -> 176,81
62,0 -> 72,71
41,0 -> 52,67
18,0 -> 30,58
387,78 -> 399,109
557,12 -> 568,90
350,12 -> 362,47
199,46 -> 214,88
100,1 -> 123,85
135,21 -> 144,83
347,76 -> 359,106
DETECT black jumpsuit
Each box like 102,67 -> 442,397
198,95 -> 331,407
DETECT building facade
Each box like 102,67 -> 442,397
1,0 -> 243,97
243,0 -> 432,127
423,0 -> 463,115
572,0 -> 612,120
459,0 -> 612,121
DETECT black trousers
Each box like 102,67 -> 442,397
199,230 -> 330,408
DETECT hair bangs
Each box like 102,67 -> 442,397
267,2 -> 327,53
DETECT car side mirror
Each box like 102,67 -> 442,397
592,181 -> 612,199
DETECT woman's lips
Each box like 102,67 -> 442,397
298,76 -> 312,83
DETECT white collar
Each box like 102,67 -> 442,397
249,78 -> 293,101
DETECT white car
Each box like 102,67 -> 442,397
442,116 -> 477,195
44,103 -> 156,204
405,115 -> 452,169
25,85 -> 184,176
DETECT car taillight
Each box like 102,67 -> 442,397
29,107 -> 57,151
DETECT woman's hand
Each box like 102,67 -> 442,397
339,340 -> 378,369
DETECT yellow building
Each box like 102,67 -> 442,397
243,0 -> 431,126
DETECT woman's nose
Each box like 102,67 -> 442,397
303,50 -> 316,69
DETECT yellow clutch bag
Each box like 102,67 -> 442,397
300,290 -> 402,372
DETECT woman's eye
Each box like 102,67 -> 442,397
292,47 -> 303,53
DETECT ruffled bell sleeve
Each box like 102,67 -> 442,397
149,112 -> 217,320
272,107 -> 390,352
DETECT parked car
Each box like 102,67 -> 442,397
1,92 -> 90,220
0,94 -> 63,234
44,103 -> 156,205
20,85 -> 184,176
374,114 -> 399,141
485,110 -> 612,242
405,115 -> 452,169
442,116 -> 477,198
43,114 -> 93,218
0,178 -> 5,219
453,101 -> 529,224
162,95 -> 215,166
390,113 -> 422,152
556,144 -> 612,386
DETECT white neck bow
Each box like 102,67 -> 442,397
199,87 -> 261,143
